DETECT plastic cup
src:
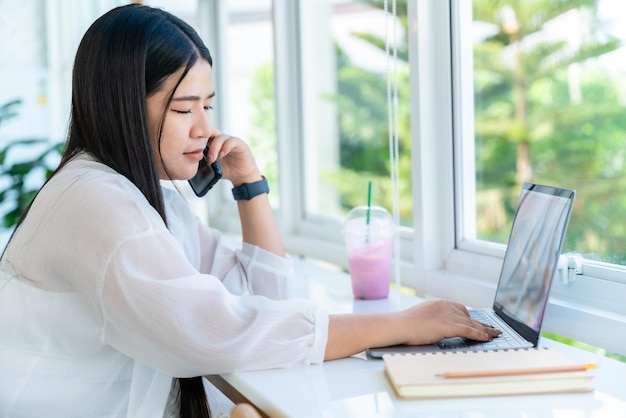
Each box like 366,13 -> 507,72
343,206 -> 394,300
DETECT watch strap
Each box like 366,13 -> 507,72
231,176 -> 269,201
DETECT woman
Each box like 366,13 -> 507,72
0,5 -> 499,417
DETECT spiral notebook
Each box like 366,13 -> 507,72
383,347 -> 595,399
368,182 -> 576,358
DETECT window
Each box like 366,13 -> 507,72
468,0 -> 626,267
209,1 -> 414,266
444,0 -> 626,355
299,2 -> 412,225
200,0 -> 277,231
208,0 -> 626,355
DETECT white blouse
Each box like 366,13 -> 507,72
0,153 -> 328,417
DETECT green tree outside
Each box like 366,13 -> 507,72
472,0 -> 626,264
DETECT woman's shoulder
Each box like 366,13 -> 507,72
56,153 -> 150,203
37,153 -> 166,233
59,153 -> 142,193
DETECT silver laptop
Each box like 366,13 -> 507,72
367,182 -> 576,358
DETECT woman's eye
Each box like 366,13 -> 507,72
172,109 -> 192,114
204,106 -> 213,111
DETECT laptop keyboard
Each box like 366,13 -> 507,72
436,309 -> 530,350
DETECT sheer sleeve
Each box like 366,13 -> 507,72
163,187 -> 295,299
106,186 -> 324,377
101,230 -> 327,377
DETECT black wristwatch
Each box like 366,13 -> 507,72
231,176 -> 269,201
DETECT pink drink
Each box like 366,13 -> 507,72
348,243 -> 392,300
343,206 -> 394,300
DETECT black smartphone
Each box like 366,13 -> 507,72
188,147 -> 222,197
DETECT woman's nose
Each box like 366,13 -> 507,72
191,108 -> 212,139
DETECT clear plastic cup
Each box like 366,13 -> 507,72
343,206 -> 394,300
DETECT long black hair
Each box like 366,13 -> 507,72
7,4 -> 213,417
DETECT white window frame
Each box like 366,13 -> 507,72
202,0 -> 626,355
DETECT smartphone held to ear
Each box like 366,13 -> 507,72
189,147 -> 222,197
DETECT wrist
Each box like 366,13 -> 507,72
232,172 -> 263,188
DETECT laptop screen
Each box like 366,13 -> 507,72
493,182 -> 576,339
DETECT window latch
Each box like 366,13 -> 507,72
557,253 -> 583,285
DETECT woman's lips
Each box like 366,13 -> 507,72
186,149 -> 205,161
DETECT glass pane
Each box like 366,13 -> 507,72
225,1 -> 278,206
472,0 -> 626,265
299,1 -> 412,225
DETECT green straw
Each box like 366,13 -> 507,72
366,180 -> 372,225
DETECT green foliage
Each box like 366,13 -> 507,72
328,1 -> 413,222
247,62 -> 280,206
247,1 -> 414,223
0,100 -> 21,125
328,63 -> 413,221
0,101 -> 63,228
543,331 -> 626,363
472,1 -> 626,264
473,0 -> 623,187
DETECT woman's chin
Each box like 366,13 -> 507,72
165,172 -> 196,182
180,168 -> 199,181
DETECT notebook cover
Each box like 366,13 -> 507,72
383,347 -> 594,399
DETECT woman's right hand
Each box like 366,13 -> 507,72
324,300 -> 501,361
395,300 -> 501,346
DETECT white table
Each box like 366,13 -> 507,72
210,259 -> 626,418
